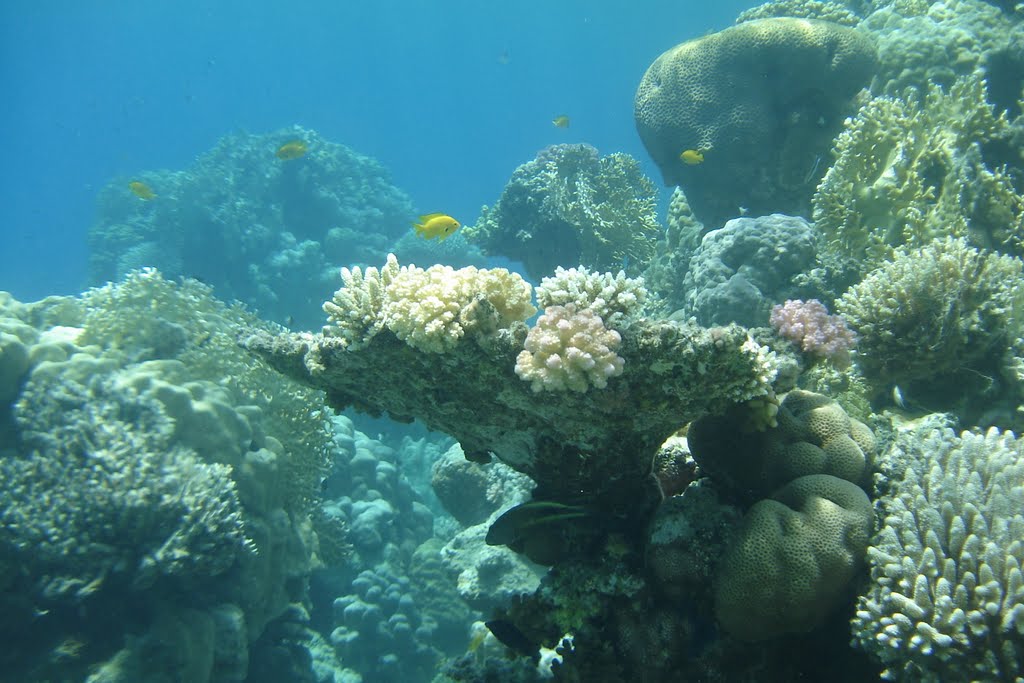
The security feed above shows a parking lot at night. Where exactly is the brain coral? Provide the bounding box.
[634,18,877,227]
[715,473,874,641]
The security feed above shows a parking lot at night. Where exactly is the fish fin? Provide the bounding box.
[419,212,445,221]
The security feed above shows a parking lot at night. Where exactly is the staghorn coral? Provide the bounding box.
[514,304,625,393]
[812,77,1024,273]
[463,144,662,280]
[853,419,1024,681]
[836,238,1024,419]
[634,18,877,226]
[535,266,652,329]
[324,254,536,354]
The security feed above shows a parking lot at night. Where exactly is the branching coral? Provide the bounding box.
[463,144,661,280]
[535,266,652,329]
[324,254,536,353]
[813,77,1023,272]
[853,420,1024,681]
[836,238,1024,393]
[515,304,625,393]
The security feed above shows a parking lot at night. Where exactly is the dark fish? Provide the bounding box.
[486,501,589,546]
[485,620,537,656]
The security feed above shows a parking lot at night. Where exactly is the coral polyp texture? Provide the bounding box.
[770,298,856,365]
[535,265,653,327]
[323,253,536,353]
[246,257,778,511]
[634,17,877,226]
[514,304,625,393]
[853,419,1024,681]
[836,237,1024,423]
[462,143,662,280]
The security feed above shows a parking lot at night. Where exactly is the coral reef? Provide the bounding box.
[88,127,414,328]
[0,272,328,682]
[514,304,625,393]
[861,0,1024,105]
[634,18,877,226]
[246,255,778,514]
[812,77,1024,275]
[853,418,1024,681]
[681,214,818,326]
[463,144,662,280]
[736,0,862,25]
[837,238,1024,424]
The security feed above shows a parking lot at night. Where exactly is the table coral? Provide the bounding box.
[246,259,778,513]
[634,17,877,227]
[463,144,662,280]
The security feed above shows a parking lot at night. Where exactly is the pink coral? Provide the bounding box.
[769,299,855,365]
[515,304,625,392]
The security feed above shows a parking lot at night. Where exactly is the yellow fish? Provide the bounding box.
[413,213,460,241]
[551,115,570,128]
[128,180,156,200]
[276,139,308,160]
[680,149,704,165]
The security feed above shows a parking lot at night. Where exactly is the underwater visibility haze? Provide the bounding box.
[3,0,1024,682]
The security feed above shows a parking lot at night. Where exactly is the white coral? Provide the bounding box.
[535,265,650,328]
[322,254,399,349]
[852,422,1024,681]
[323,255,535,354]
[515,304,624,392]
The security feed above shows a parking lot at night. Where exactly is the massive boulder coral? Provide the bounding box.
[463,144,662,280]
[853,418,1024,682]
[634,18,877,227]
[245,257,778,513]
[813,77,1024,275]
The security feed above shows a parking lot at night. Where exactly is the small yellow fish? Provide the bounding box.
[551,115,571,129]
[128,180,156,200]
[680,149,704,165]
[276,139,308,160]
[413,213,460,241]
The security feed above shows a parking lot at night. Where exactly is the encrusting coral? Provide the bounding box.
[853,418,1024,681]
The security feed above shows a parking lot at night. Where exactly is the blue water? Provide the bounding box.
[0,0,750,300]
